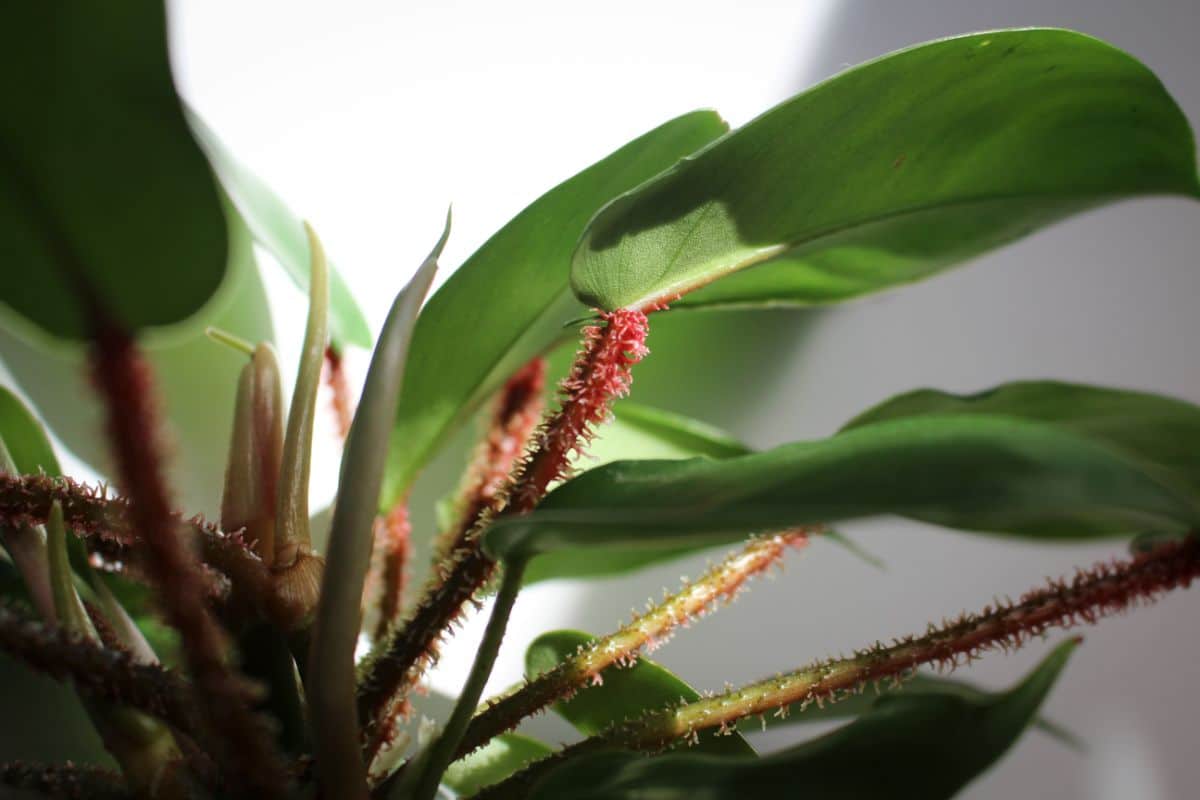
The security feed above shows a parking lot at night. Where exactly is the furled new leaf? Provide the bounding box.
[527,630,754,757]
[382,112,729,507]
[308,218,445,799]
[0,0,227,338]
[528,640,1076,799]
[571,29,1200,312]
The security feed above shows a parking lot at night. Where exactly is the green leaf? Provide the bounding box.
[581,403,751,465]
[571,29,1199,312]
[0,198,275,515]
[528,640,1077,799]
[526,630,754,757]
[0,387,61,476]
[844,381,1200,498]
[524,404,750,584]
[185,109,372,350]
[740,671,1080,750]
[381,112,729,508]
[486,388,1200,563]
[0,0,227,339]
[443,734,554,797]
[308,218,445,797]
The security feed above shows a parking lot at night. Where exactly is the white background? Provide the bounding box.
[166,1,1198,797]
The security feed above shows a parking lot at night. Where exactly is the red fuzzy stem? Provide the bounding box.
[357,312,650,759]
[372,501,413,642]
[429,358,546,571]
[89,320,286,798]
[323,345,355,441]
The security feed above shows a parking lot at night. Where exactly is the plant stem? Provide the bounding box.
[478,536,1200,798]
[457,531,807,758]
[358,312,650,757]
[406,560,527,800]
[89,316,287,798]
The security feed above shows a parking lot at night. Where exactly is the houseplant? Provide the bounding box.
[1,3,1199,798]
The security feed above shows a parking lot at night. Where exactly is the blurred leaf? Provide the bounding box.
[382,112,729,508]
[0,0,227,338]
[0,199,274,516]
[527,630,754,757]
[571,29,1199,312]
[443,733,554,797]
[0,386,61,475]
[487,384,1200,564]
[186,109,372,350]
[528,640,1077,799]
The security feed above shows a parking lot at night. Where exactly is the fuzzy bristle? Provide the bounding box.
[0,602,203,738]
[508,311,648,513]
[455,530,808,758]
[323,344,355,440]
[475,537,1200,799]
[631,535,1200,751]
[358,313,652,759]
[88,319,287,798]
[0,473,274,622]
[0,761,130,800]
[372,501,413,641]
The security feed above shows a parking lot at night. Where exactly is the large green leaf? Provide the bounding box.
[845,381,1200,497]
[0,199,274,515]
[381,112,729,508]
[0,0,227,339]
[571,29,1199,312]
[486,388,1200,563]
[527,640,1076,799]
[186,109,372,350]
[526,630,754,757]
[443,734,554,798]
[525,403,750,584]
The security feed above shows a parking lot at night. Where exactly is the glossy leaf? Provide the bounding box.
[525,403,750,584]
[844,381,1200,497]
[0,0,227,338]
[571,29,1199,312]
[443,733,554,797]
[486,392,1200,563]
[381,112,729,507]
[528,640,1076,799]
[185,109,372,350]
[526,630,754,757]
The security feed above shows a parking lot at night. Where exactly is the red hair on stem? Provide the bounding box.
[357,310,652,759]
[88,316,287,797]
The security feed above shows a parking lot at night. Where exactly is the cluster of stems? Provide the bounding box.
[2,280,1199,800]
